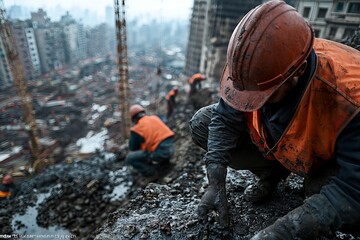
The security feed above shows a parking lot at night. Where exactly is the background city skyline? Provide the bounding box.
[3,0,194,26]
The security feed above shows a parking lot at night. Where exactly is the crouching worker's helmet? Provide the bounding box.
[220,0,314,112]
[130,104,145,122]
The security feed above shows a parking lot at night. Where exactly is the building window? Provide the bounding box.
[348,3,360,13]
[343,28,355,39]
[329,27,337,38]
[303,7,311,18]
[314,29,321,37]
[335,2,345,12]
[317,8,328,18]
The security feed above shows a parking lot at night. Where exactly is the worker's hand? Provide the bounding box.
[198,163,230,227]
[198,185,229,227]
[251,194,337,240]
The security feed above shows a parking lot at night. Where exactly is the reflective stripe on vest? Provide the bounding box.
[247,39,360,176]
[131,115,175,152]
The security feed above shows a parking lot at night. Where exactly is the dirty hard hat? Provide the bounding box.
[2,174,13,184]
[220,0,314,112]
[130,104,145,119]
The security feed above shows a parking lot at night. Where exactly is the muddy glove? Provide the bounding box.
[198,163,230,227]
[251,194,340,240]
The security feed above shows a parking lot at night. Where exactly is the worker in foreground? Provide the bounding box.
[165,86,178,119]
[189,1,360,239]
[0,174,16,199]
[189,73,206,96]
[126,104,175,183]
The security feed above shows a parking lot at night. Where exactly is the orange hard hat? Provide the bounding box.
[2,174,13,184]
[130,104,145,119]
[189,73,206,84]
[220,0,314,112]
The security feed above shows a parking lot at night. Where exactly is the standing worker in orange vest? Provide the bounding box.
[165,87,178,119]
[189,73,206,96]
[0,175,16,199]
[126,104,175,183]
[189,1,360,239]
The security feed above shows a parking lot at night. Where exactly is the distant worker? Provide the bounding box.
[0,175,16,199]
[189,73,206,96]
[126,104,175,183]
[165,87,178,119]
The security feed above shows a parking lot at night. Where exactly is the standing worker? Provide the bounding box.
[126,104,175,184]
[189,73,206,96]
[165,87,178,119]
[189,1,360,239]
[0,175,16,199]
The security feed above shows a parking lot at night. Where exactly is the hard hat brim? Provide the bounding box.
[220,64,284,112]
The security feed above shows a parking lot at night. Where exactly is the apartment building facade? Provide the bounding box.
[12,20,41,81]
[297,0,360,41]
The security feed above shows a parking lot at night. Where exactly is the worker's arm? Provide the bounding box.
[321,112,360,227]
[129,131,145,151]
[205,98,246,166]
[198,98,246,227]
[252,113,360,239]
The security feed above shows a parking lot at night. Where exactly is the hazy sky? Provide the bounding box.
[3,0,194,22]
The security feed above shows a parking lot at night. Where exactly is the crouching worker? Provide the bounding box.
[0,174,16,199]
[126,104,175,183]
[189,1,360,239]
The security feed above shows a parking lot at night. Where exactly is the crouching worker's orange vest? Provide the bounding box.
[247,39,360,176]
[131,115,175,152]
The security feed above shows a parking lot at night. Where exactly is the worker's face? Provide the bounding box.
[267,61,307,104]
[267,77,299,103]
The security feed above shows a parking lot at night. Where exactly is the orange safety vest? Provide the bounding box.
[0,191,11,198]
[189,73,205,85]
[247,39,360,176]
[166,89,177,100]
[131,115,175,152]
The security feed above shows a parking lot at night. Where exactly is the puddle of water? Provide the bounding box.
[12,193,71,239]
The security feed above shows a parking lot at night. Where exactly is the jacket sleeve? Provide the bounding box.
[205,98,246,166]
[129,131,145,151]
[320,112,360,227]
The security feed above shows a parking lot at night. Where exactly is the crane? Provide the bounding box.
[114,0,131,139]
[0,0,41,167]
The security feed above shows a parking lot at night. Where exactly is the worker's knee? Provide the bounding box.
[125,150,148,165]
[189,104,217,150]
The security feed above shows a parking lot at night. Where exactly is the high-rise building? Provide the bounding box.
[60,12,85,64]
[11,20,41,80]
[183,0,207,77]
[0,38,13,89]
[34,24,66,73]
[87,23,113,57]
[184,0,263,86]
